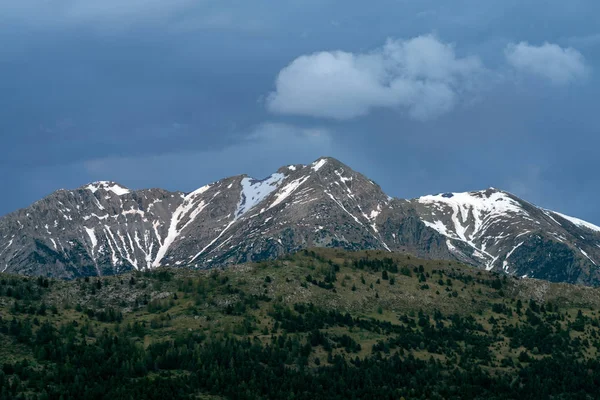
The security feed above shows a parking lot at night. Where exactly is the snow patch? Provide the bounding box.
[501,241,524,271]
[0,239,14,257]
[152,185,212,267]
[122,208,145,218]
[551,211,600,234]
[86,181,130,196]
[505,241,525,261]
[110,229,138,270]
[103,227,119,266]
[83,213,109,221]
[134,230,154,268]
[580,248,597,266]
[542,210,563,226]
[237,173,285,217]
[334,169,352,183]
[311,158,328,172]
[422,220,455,238]
[84,227,101,274]
[267,175,311,210]
[85,227,98,250]
[190,173,287,261]
[369,207,381,220]
[188,184,211,197]
[446,239,460,254]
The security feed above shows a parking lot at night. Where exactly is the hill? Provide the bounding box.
[1,249,600,399]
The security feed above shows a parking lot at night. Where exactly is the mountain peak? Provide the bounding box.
[306,157,372,182]
[310,156,349,169]
[418,187,517,201]
[276,164,305,174]
[83,181,131,196]
[418,188,529,225]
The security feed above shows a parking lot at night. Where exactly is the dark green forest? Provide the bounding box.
[2,249,600,399]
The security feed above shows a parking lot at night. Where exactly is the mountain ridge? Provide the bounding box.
[1,156,600,284]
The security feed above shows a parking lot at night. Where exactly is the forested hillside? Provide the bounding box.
[2,249,600,399]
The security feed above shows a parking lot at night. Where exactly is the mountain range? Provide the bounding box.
[1,157,600,284]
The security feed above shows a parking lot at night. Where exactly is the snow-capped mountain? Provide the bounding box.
[1,157,600,285]
[410,188,600,283]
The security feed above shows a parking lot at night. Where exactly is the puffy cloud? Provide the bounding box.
[266,35,484,121]
[505,42,589,85]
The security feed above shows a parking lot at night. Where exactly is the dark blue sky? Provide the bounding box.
[1,0,599,224]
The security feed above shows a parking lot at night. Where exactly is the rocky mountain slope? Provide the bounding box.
[410,189,600,283]
[1,157,600,284]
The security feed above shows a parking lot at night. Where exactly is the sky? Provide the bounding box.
[1,0,599,224]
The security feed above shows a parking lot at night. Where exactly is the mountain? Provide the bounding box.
[411,189,600,283]
[1,157,600,284]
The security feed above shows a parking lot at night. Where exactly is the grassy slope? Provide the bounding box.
[2,248,600,397]
[4,249,600,352]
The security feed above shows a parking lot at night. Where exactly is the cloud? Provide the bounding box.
[266,35,484,121]
[504,42,589,85]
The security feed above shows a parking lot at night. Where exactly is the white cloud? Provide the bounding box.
[266,35,484,121]
[505,42,589,85]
